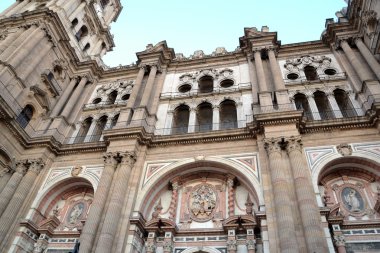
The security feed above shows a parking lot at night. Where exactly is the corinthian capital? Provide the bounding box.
[103,152,118,166]
[285,136,303,153]
[28,159,45,174]
[263,137,286,155]
[119,151,136,167]
[15,160,28,175]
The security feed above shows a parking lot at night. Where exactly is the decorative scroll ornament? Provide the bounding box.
[189,184,217,222]
[284,55,332,70]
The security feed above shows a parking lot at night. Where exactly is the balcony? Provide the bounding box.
[160,82,252,99]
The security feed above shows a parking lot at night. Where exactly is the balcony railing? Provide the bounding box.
[284,72,346,85]
[83,100,128,110]
[160,82,252,99]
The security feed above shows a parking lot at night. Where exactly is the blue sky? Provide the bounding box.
[0,0,346,67]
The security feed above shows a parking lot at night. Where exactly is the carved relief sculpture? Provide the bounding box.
[189,184,217,222]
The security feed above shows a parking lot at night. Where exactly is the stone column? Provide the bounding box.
[61,75,88,118]
[0,25,37,60]
[168,180,179,220]
[33,234,49,253]
[139,64,158,108]
[79,152,118,253]
[188,108,197,133]
[334,235,346,253]
[268,48,285,91]
[264,138,299,253]
[51,77,78,117]
[95,152,136,253]
[340,39,373,83]
[8,26,45,68]
[18,41,53,80]
[164,110,174,135]
[0,160,27,217]
[150,68,167,115]
[227,176,235,217]
[326,92,343,118]
[116,66,146,127]
[246,229,256,253]
[0,28,24,55]
[354,37,380,81]
[236,102,245,128]
[212,105,220,131]
[286,136,328,253]
[163,232,174,253]
[227,229,237,253]
[253,49,268,92]
[0,168,12,194]
[0,159,44,243]
[307,95,321,120]
[347,91,364,116]
[145,232,157,253]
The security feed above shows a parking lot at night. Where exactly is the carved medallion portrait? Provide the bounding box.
[67,202,85,224]
[341,187,364,213]
[188,184,217,222]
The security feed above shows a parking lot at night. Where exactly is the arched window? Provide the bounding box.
[74,117,92,143]
[172,105,190,134]
[109,114,119,129]
[294,93,312,120]
[198,76,213,93]
[314,91,333,120]
[334,89,356,117]
[196,102,213,132]
[83,43,90,52]
[220,100,237,129]
[304,66,318,81]
[91,116,108,142]
[75,26,88,41]
[108,90,118,104]
[16,105,33,128]
[71,18,78,28]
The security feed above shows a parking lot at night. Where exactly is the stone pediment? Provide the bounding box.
[137,40,175,63]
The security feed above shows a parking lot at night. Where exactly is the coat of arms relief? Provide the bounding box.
[188,184,217,222]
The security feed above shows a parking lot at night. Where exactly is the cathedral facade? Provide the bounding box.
[0,0,380,252]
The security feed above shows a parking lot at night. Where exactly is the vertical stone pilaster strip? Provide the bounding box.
[286,136,328,253]
[168,180,179,221]
[340,39,372,83]
[253,49,268,92]
[334,235,347,253]
[264,138,299,253]
[61,75,88,118]
[0,168,12,194]
[50,77,78,117]
[227,176,235,217]
[0,159,44,242]
[94,151,136,253]
[354,37,380,81]
[139,64,158,108]
[268,48,285,91]
[79,152,118,253]
[0,160,27,217]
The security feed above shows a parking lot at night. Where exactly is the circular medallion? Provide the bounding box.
[341,187,364,213]
[188,184,217,222]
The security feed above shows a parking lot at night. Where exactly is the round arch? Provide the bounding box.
[26,176,94,220]
[135,156,263,216]
[311,154,380,193]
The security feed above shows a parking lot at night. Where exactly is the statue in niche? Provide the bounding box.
[189,184,217,221]
[342,187,364,213]
[68,203,84,224]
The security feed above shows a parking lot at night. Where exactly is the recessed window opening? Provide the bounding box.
[172,105,190,134]
[196,102,213,132]
[198,76,213,93]
[304,66,318,81]
[220,79,234,88]
[294,93,312,120]
[178,84,192,93]
[314,91,333,120]
[108,90,118,104]
[334,89,356,117]
[71,18,78,28]
[220,100,237,129]
[287,73,299,80]
[121,94,130,101]
[17,105,33,128]
[75,26,88,41]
